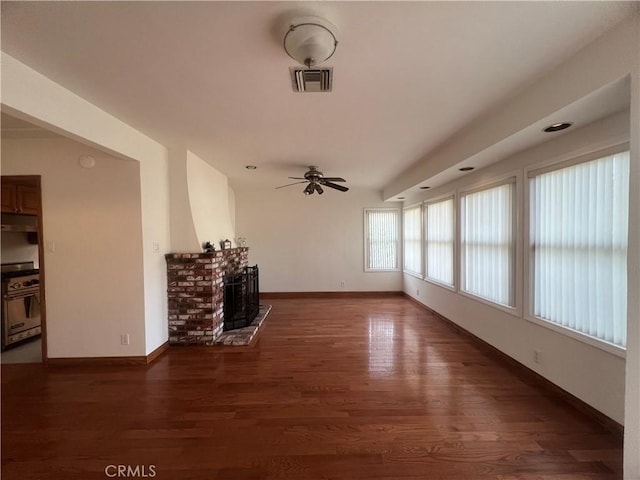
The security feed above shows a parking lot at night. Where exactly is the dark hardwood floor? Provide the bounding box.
[1,296,623,479]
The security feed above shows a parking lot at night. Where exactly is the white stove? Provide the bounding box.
[1,262,41,349]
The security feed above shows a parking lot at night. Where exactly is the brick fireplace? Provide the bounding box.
[166,248,249,345]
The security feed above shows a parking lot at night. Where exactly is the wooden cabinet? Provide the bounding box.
[1,183,16,213]
[16,185,40,215]
[1,178,40,215]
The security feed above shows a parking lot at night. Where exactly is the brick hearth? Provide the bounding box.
[166,248,249,345]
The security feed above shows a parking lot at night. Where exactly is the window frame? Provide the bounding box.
[459,176,519,314]
[363,207,401,273]
[523,143,629,358]
[423,194,457,291]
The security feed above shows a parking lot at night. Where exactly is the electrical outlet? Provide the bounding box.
[340,280,345,288]
[534,350,542,364]
[121,334,130,346]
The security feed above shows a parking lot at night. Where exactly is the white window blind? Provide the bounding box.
[461,181,515,306]
[530,151,630,348]
[425,197,454,286]
[403,206,422,275]
[365,209,400,271]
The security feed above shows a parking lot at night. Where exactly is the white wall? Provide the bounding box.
[186,151,235,249]
[168,150,236,253]
[403,111,629,424]
[1,52,171,357]
[168,148,199,252]
[139,153,170,355]
[1,137,147,357]
[228,186,236,234]
[235,186,403,292]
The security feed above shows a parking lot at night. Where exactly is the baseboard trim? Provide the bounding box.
[47,341,170,367]
[403,293,624,436]
[261,291,403,299]
[146,341,170,364]
[47,356,148,366]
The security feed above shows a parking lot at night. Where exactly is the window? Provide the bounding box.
[364,208,400,271]
[403,205,422,275]
[425,197,454,286]
[461,180,515,307]
[529,150,630,348]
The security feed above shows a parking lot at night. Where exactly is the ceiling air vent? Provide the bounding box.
[290,67,333,93]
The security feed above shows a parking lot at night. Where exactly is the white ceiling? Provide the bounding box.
[0,1,635,191]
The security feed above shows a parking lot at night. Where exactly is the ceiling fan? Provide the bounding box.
[276,166,349,195]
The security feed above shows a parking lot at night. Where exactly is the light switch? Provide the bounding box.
[47,240,55,252]
[152,242,160,253]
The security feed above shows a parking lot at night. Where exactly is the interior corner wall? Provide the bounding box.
[186,151,236,249]
[234,186,403,293]
[403,111,629,424]
[1,137,147,357]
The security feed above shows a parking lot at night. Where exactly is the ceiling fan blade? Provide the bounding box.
[276,181,308,189]
[323,181,349,192]
[288,176,307,180]
[322,177,346,182]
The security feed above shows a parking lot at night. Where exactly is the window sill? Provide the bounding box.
[459,290,520,318]
[423,277,456,292]
[524,315,626,358]
[403,270,423,280]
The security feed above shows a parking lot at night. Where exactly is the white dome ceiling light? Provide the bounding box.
[283,16,338,68]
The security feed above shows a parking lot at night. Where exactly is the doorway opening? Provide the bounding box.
[1,175,47,365]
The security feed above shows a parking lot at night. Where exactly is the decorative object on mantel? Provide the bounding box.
[236,237,247,247]
[221,239,232,250]
[202,241,215,253]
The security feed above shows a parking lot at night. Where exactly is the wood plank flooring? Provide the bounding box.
[1,296,623,479]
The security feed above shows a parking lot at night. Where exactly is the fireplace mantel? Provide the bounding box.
[165,248,249,345]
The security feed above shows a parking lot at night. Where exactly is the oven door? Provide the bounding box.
[2,291,41,348]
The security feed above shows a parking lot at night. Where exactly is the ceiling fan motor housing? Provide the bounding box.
[304,166,323,182]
